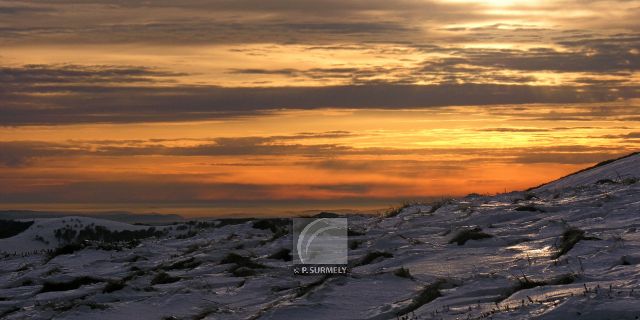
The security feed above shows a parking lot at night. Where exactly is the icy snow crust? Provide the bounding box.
[1,158,639,319]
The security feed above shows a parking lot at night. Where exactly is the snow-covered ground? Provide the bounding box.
[0,154,639,319]
[535,152,639,191]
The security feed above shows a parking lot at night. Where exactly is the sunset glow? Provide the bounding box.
[1,0,638,216]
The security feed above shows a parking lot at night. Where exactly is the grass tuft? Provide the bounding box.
[231,267,256,277]
[220,253,266,269]
[221,253,266,277]
[349,240,362,250]
[150,272,180,285]
[552,273,577,285]
[552,227,600,259]
[393,267,413,279]
[514,205,545,212]
[384,203,413,218]
[295,275,331,298]
[47,243,85,260]
[428,199,452,214]
[356,251,393,267]
[164,257,201,270]
[40,276,102,293]
[449,228,493,245]
[268,248,292,261]
[252,218,289,233]
[103,279,126,293]
[395,279,447,317]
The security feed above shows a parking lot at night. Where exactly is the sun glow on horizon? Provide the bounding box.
[1,0,638,216]
[2,103,638,215]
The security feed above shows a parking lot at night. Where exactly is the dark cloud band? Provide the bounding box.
[2,80,637,125]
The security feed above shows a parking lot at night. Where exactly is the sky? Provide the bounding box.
[0,0,639,216]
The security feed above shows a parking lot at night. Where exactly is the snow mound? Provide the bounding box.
[535,152,639,191]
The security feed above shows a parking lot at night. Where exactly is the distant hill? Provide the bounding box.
[0,216,159,254]
[0,210,184,225]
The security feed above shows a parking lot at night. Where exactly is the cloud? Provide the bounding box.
[572,78,630,85]
[228,38,639,85]
[0,4,52,14]
[483,104,640,122]
[2,0,639,211]
[0,0,484,46]
[2,0,636,47]
[309,184,371,193]
[0,179,407,203]
[0,136,633,205]
[0,64,185,85]
[307,159,468,178]
[599,131,640,139]
[422,39,640,74]
[0,141,75,167]
[2,64,637,125]
[0,136,631,167]
[477,128,550,133]
[0,133,355,165]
